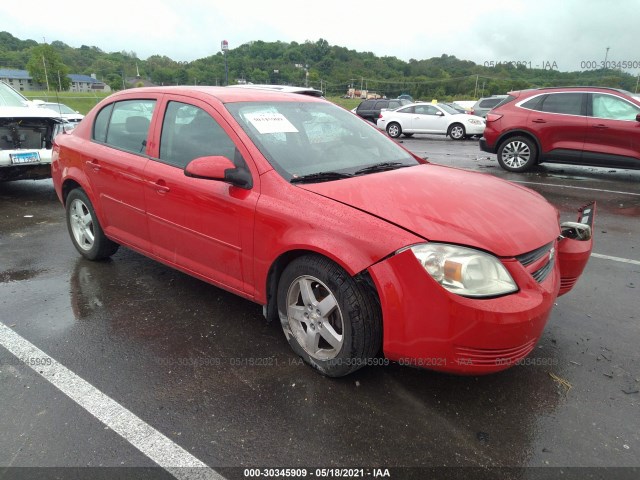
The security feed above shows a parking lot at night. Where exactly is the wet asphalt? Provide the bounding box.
[0,137,639,479]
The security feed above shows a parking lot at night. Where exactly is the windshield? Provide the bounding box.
[226,101,418,180]
[0,81,29,107]
[438,104,460,115]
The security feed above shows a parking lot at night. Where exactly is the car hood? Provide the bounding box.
[299,164,559,257]
[0,106,65,122]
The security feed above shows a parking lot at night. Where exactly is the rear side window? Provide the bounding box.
[93,99,156,154]
[93,104,113,143]
[539,93,584,116]
[374,101,388,110]
[388,101,401,109]
[521,95,545,111]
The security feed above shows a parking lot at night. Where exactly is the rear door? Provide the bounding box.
[143,96,259,295]
[86,97,157,251]
[584,92,640,167]
[527,92,587,162]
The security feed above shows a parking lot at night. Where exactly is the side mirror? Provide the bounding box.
[184,156,252,189]
[436,111,444,116]
[636,113,640,122]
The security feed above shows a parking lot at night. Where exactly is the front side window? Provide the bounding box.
[592,93,640,121]
[159,101,238,168]
[226,101,418,180]
[539,93,584,116]
[93,99,156,154]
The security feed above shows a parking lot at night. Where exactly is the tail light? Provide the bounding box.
[486,113,503,123]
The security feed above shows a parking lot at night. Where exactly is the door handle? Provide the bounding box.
[85,159,101,171]
[531,119,546,123]
[592,124,608,129]
[151,179,170,194]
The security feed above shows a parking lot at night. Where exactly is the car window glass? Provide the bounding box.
[398,106,414,114]
[521,95,545,111]
[592,94,640,120]
[388,101,400,109]
[93,103,114,143]
[159,101,239,168]
[415,105,439,115]
[358,100,374,110]
[102,99,156,154]
[480,98,502,108]
[539,93,583,115]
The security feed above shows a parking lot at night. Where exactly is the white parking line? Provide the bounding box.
[592,253,640,265]
[511,180,640,197]
[0,322,224,480]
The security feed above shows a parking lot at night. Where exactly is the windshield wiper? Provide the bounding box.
[353,162,410,176]
[290,171,353,184]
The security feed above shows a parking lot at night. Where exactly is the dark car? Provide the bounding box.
[355,98,411,122]
[480,86,640,172]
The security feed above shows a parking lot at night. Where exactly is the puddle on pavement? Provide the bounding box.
[0,268,46,283]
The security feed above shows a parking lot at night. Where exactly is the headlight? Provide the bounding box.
[467,118,484,125]
[407,243,518,297]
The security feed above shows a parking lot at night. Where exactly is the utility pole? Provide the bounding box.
[42,55,50,91]
[221,40,229,86]
[474,74,479,98]
[604,47,610,68]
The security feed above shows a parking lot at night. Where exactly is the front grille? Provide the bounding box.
[516,241,556,284]
[532,257,554,283]
[516,242,554,266]
[453,339,537,366]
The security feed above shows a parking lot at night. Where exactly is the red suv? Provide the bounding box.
[480,87,640,172]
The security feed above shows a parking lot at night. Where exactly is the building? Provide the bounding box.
[0,69,111,92]
[0,69,42,91]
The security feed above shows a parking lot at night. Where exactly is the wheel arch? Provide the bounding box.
[496,130,543,163]
[447,122,465,135]
[263,248,381,324]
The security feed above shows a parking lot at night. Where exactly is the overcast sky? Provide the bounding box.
[2,0,639,74]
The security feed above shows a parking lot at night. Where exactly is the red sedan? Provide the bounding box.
[52,87,594,376]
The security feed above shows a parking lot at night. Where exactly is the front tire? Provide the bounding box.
[497,136,538,172]
[448,123,465,140]
[386,122,402,138]
[277,255,382,377]
[66,189,119,260]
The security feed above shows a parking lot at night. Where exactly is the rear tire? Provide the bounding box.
[277,254,382,377]
[497,136,538,172]
[66,189,119,260]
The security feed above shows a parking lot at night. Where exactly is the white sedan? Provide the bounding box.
[377,103,485,140]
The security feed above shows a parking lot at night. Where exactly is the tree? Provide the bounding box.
[26,44,71,91]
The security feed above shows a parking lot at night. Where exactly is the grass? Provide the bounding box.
[21,90,111,115]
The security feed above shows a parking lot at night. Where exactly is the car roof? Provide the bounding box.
[509,86,634,96]
[226,84,324,97]
[102,86,325,104]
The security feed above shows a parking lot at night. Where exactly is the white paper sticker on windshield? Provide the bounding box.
[246,113,298,134]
